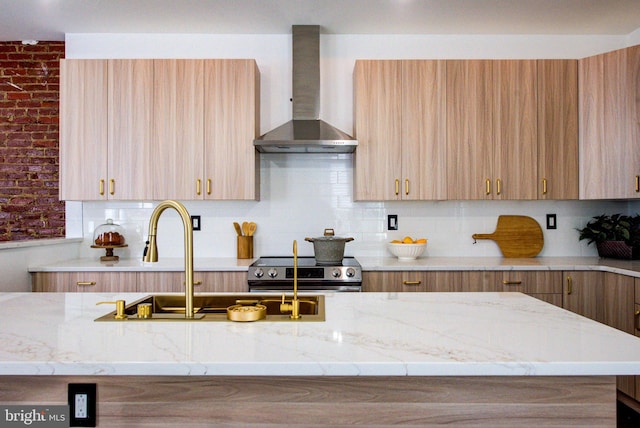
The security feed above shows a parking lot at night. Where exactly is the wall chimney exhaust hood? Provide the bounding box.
[254,25,357,153]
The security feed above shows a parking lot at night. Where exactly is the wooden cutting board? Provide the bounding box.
[472,215,544,258]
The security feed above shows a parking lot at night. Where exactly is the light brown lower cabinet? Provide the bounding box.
[363,270,562,306]
[562,272,637,399]
[136,271,247,293]
[562,271,605,322]
[32,272,138,292]
[635,279,640,402]
[32,271,248,293]
[362,271,461,292]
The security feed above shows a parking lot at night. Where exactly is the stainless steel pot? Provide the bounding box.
[305,229,354,265]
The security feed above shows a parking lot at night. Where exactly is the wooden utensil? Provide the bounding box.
[247,222,257,236]
[242,222,249,236]
[233,222,243,236]
[472,215,544,258]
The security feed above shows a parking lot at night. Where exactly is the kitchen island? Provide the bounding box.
[1,291,639,426]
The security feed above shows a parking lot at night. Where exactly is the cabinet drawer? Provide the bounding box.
[137,272,248,293]
[32,272,137,292]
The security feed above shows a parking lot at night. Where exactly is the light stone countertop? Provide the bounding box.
[28,257,257,272]
[28,256,640,278]
[1,291,640,377]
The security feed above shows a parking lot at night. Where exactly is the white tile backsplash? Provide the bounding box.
[76,155,630,260]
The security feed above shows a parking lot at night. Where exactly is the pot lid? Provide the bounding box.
[305,228,354,242]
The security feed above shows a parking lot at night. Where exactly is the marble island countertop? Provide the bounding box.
[1,291,640,377]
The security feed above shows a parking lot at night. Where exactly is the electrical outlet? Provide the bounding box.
[75,393,87,418]
[546,214,557,230]
[191,215,201,231]
[68,383,96,427]
[388,215,398,231]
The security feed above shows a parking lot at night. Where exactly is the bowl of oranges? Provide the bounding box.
[387,236,427,261]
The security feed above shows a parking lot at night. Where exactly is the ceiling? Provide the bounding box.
[2,0,640,41]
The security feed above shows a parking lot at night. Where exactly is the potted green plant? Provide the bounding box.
[577,213,640,259]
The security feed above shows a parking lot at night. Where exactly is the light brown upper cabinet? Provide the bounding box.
[60,59,155,200]
[59,59,109,200]
[60,60,153,200]
[59,59,260,201]
[447,60,537,200]
[204,59,260,200]
[152,60,205,200]
[353,60,447,201]
[108,59,155,200]
[537,60,579,199]
[579,45,640,199]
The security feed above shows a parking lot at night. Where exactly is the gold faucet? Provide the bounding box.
[280,240,301,319]
[142,200,195,319]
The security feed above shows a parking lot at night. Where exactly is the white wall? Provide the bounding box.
[64,33,636,261]
[0,239,82,291]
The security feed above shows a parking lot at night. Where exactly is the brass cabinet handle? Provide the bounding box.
[206,179,211,195]
[109,179,115,195]
[542,178,548,195]
[635,310,640,330]
[485,179,491,195]
[496,178,502,195]
[99,179,105,196]
[566,276,573,295]
[403,280,421,286]
[636,175,639,193]
[77,281,96,286]
[405,179,410,195]
[502,280,522,285]
[395,179,399,195]
[196,179,201,196]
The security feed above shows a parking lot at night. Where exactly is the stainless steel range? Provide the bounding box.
[248,257,362,292]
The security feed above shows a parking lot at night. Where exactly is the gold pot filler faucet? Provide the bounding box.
[142,200,195,318]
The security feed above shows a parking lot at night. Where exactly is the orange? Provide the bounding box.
[416,238,427,244]
[402,236,414,244]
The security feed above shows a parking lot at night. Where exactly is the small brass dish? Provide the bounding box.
[226,304,267,322]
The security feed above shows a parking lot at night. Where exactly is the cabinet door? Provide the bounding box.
[204,59,260,200]
[353,60,402,201]
[108,59,154,200]
[601,273,635,396]
[537,60,578,199]
[493,60,538,200]
[152,60,204,200]
[562,271,604,323]
[32,272,137,292]
[579,47,640,199]
[446,60,494,199]
[635,278,640,402]
[59,59,108,200]
[402,60,447,200]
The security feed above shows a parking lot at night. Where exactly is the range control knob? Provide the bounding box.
[253,268,264,278]
[267,268,278,278]
[331,268,341,278]
[345,267,356,278]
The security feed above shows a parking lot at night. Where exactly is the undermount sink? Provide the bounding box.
[95,294,325,322]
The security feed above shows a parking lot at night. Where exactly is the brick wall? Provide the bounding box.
[0,41,65,241]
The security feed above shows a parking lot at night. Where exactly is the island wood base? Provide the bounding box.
[0,375,616,427]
